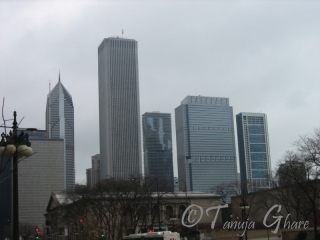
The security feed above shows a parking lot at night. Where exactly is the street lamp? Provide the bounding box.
[266,220,269,240]
[230,215,234,240]
[175,179,188,224]
[150,177,161,232]
[169,216,177,232]
[0,111,33,240]
[240,202,249,240]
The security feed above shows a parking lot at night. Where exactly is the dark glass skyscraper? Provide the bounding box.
[142,112,174,191]
[175,96,238,192]
[98,37,142,180]
[46,74,74,190]
[236,112,271,193]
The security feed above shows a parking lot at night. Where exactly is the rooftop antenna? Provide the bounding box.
[122,29,124,38]
[49,80,51,93]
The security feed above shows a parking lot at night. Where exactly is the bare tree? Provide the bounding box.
[273,129,320,240]
[269,153,310,219]
[295,128,320,167]
[56,176,172,239]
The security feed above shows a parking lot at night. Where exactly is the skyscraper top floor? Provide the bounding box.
[98,37,137,53]
[181,95,229,106]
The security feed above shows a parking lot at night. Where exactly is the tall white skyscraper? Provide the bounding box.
[98,37,142,180]
[175,96,238,193]
[236,112,271,193]
[46,74,75,190]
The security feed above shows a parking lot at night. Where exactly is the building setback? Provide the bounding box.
[236,112,271,193]
[175,96,238,192]
[46,74,75,190]
[86,154,100,189]
[142,112,174,191]
[98,37,142,180]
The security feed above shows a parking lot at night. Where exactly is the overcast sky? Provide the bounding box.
[1,1,319,183]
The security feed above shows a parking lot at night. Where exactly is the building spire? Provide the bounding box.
[59,71,61,82]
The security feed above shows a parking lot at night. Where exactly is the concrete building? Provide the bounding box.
[175,96,238,193]
[142,112,174,191]
[86,154,100,189]
[277,160,306,187]
[46,74,75,190]
[236,113,271,193]
[18,130,65,231]
[98,37,142,180]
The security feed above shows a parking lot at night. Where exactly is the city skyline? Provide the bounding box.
[1,1,320,182]
[98,37,142,180]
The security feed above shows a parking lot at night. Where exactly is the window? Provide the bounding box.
[251,153,267,160]
[165,205,174,220]
[250,144,266,152]
[249,135,265,143]
[251,162,267,169]
[248,116,264,124]
[252,170,268,178]
[248,125,265,134]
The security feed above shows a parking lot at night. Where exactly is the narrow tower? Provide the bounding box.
[46,73,75,191]
[236,112,271,193]
[142,112,174,191]
[98,37,142,180]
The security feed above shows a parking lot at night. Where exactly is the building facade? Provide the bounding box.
[277,160,306,187]
[142,112,174,191]
[98,37,142,180]
[46,74,75,190]
[45,191,221,239]
[86,154,100,189]
[175,96,238,193]
[18,130,65,232]
[236,112,271,193]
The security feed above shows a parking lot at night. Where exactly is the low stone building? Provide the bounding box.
[44,191,222,240]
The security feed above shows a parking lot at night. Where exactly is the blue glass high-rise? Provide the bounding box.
[236,113,271,193]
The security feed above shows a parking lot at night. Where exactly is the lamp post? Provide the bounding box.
[169,216,176,232]
[240,202,249,240]
[230,215,234,240]
[266,220,269,240]
[0,111,33,240]
[176,179,188,225]
[151,177,161,232]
